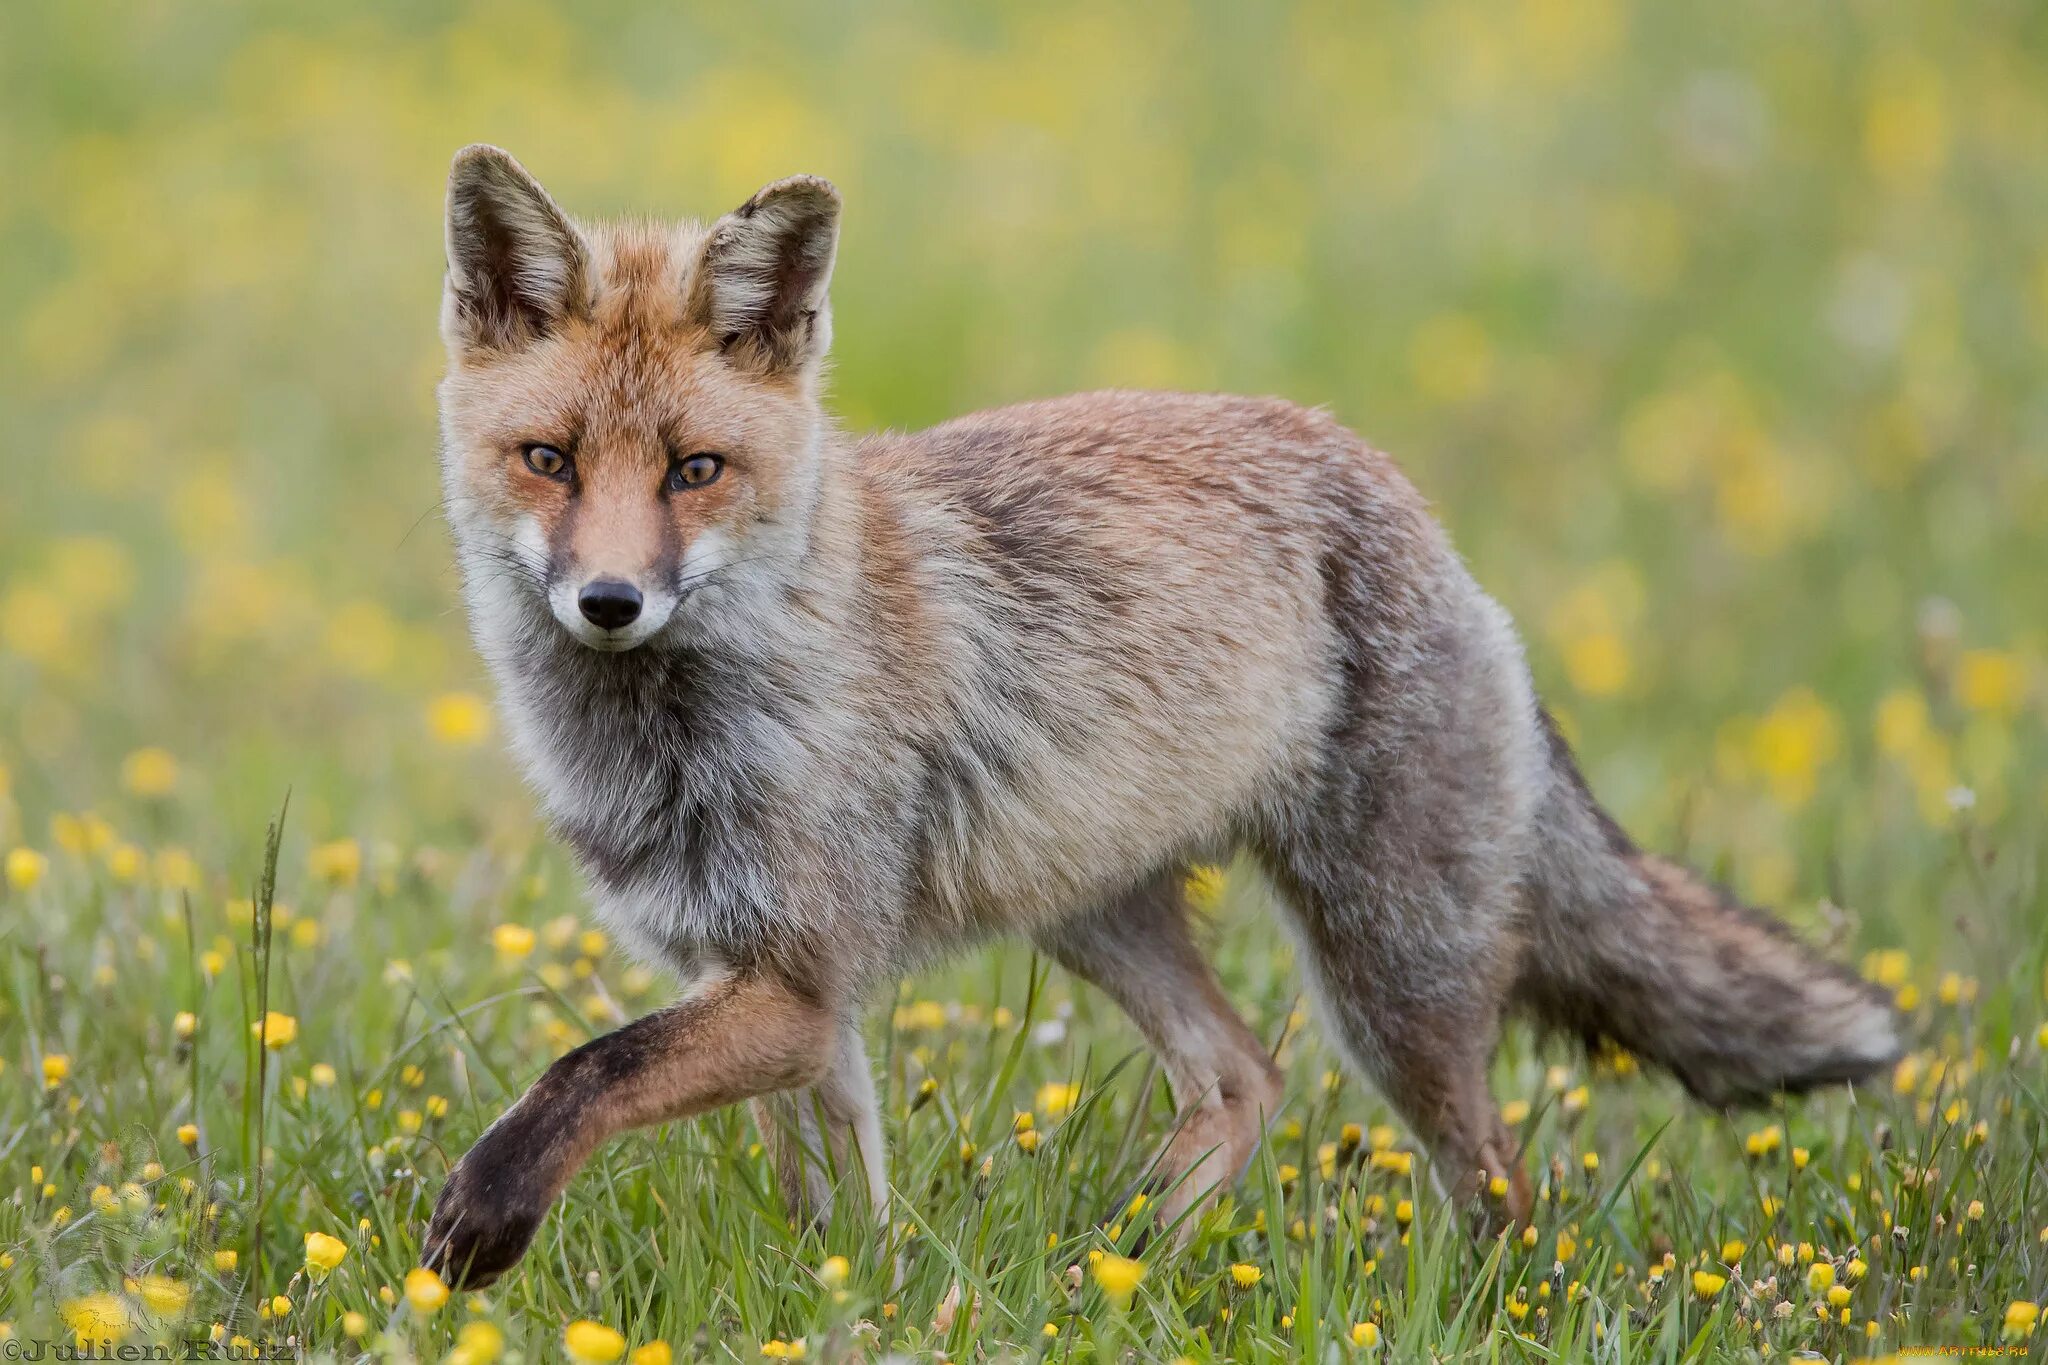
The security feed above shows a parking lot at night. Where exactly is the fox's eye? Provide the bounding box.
[523,444,571,479]
[669,453,724,492]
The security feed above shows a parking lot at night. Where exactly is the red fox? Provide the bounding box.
[424,145,1901,1287]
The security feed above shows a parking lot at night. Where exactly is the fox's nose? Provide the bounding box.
[577,579,643,630]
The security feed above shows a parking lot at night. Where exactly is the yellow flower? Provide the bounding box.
[43,1054,71,1087]
[2005,1300,2040,1341]
[251,1012,298,1049]
[304,1231,348,1277]
[121,748,180,798]
[1370,1149,1414,1177]
[427,692,492,746]
[1693,1270,1727,1300]
[1229,1263,1262,1288]
[341,1312,369,1338]
[491,923,537,959]
[404,1267,449,1314]
[1721,1240,1746,1263]
[1184,864,1228,913]
[1092,1254,1145,1306]
[1956,649,2025,715]
[1501,1099,1531,1125]
[818,1255,849,1288]
[214,1250,238,1273]
[1351,1321,1380,1348]
[628,1344,671,1365]
[455,1322,505,1365]
[1036,1081,1081,1116]
[1808,1262,1835,1293]
[308,839,362,886]
[177,1123,200,1147]
[6,848,48,891]
[134,1276,190,1319]
[564,1321,626,1364]
[61,1294,130,1347]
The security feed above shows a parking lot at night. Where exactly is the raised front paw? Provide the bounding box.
[422,1137,555,1290]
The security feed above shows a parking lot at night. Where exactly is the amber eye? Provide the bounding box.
[523,444,571,480]
[668,453,724,492]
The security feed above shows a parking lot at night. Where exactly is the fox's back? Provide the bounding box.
[859,391,1480,941]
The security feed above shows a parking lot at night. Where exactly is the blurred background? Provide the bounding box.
[1,0,2042,931]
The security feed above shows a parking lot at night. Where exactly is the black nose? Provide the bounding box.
[577,579,643,630]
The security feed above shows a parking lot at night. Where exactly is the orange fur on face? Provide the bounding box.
[442,221,821,613]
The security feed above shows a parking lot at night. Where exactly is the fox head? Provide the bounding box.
[437,144,838,652]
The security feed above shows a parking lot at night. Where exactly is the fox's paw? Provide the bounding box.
[422,1138,554,1290]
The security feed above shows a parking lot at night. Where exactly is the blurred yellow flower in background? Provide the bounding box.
[403,1267,448,1314]
[6,848,47,891]
[309,838,362,886]
[427,692,492,746]
[120,748,179,799]
[60,1294,129,1347]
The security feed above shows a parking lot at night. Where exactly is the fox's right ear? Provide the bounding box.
[443,145,590,356]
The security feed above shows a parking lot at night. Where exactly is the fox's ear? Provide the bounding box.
[443,145,590,355]
[688,175,840,381]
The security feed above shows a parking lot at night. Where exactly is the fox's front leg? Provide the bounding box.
[425,970,835,1288]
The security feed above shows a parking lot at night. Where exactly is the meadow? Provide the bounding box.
[3,0,2047,1359]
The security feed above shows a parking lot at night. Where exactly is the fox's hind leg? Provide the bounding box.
[1262,826,1535,1230]
[1035,870,1284,1235]
[750,1022,889,1230]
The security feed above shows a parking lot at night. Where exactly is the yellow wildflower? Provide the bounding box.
[1184,863,1228,912]
[491,922,537,959]
[251,1012,298,1049]
[43,1054,71,1087]
[1036,1081,1081,1116]
[404,1267,449,1314]
[1092,1254,1145,1306]
[304,1231,348,1277]
[564,1322,626,1364]
[1693,1270,1727,1300]
[308,839,362,886]
[1230,1263,1262,1288]
[6,848,47,891]
[1351,1321,1380,1347]
[628,1344,672,1365]
[121,748,179,798]
[427,693,492,746]
[454,1322,505,1365]
[134,1276,190,1319]
[61,1294,130,1347]
[2005,1301,2040,1341]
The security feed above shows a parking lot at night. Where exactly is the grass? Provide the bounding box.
[4,0,2048,1358]
[1,807,2044,1360]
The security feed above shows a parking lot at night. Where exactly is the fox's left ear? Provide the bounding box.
[688,176,841,382]
[443,145,590,356]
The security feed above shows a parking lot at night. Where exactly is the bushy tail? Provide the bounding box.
[1517,712,1901,1107]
